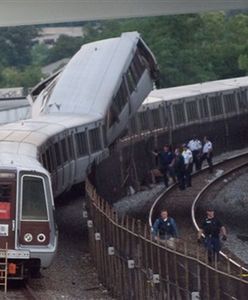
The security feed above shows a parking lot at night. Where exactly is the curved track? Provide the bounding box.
[149,152,248,274]
[1,281,39,299]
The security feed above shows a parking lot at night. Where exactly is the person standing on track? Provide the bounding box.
[152,209,178,242]
[152,145,175,188]
[182,144,193,187]
[174,147,186,190]
[197,207,227,262]
[187,135,202,171]
[200,136,213,173]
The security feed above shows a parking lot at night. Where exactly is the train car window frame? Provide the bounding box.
[238,89,248,111]
[54,141,62,167]
[67,135,74,160]
[223,92,237,114]
[41,152,48,170]
[209,94,223,116]
[61,138,68,163]
[75,130,88,157]
[20,174,49,222]
[150,108,161,129]
[186,100,199,122]
[133,50,146,78]
[199,97,209,119]
[89,127,102,153]
[172,102,186,125]
[45,147,54,173]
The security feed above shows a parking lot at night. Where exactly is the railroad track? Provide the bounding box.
[0,281,39,300]
[149,152,248,275]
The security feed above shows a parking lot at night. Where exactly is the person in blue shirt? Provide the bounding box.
[152,209,178,240]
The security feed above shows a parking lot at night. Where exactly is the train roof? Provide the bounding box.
[142,76,248,107]
[0,113,101,160]
[32,32,143,118]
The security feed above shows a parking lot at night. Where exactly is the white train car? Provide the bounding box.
[0,32,158,278]
[129,76,248,134]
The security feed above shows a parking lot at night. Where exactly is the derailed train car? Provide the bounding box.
[0,32,159,279]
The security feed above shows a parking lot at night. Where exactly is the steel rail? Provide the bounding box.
[191,158,248,273]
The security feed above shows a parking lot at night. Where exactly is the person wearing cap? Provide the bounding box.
[200,136,213,173]
[187,135,202,171]
[197,207,227,262]
[182,144,193,187]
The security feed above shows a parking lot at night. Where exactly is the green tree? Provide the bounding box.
[45,35,83,64]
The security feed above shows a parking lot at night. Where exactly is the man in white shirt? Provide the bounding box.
[182,144,193,187]
[187,135,202,171]
[200,136,213,173]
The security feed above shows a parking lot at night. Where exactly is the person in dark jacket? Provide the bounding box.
[152,209,178,240]
[152,145,175,187]
[174,147,185,190]
[198,207,227,262]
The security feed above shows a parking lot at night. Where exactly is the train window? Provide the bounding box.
[126,68,136,94]
[139,111,150,131]
[89,128,101,153]
[21,176,48,221]
[130,61,139,85]
[133,51,145,77]
[209,95,223,116]
[61,139,68,162]
[75,131,88,157]
[67,135,74,160]
[41,153,47,170]
[102,125,108,147]
[54,142,62,166]
[186,101,198,122]
[199,98,209,118]
[238,90,248,110]
[113,81,129,113]
[0,183,12,202]
[45,148,53,173]
[223,93,237,113]
[151,108,161,129]
[173,103,186,125]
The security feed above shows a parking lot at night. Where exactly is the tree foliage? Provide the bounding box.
[0,12,248,89]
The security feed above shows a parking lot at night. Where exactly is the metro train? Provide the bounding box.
[129,76,248,135]
[0,32,159,279]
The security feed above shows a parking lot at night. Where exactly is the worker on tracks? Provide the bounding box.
[152,209,178,247]
[200,136,213,173]
[198,207,227,263]
[152,145,175,187]
[187,135,202,171]
[182,144,193,187]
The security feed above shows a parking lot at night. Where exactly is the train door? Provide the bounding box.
[0,172,16,250]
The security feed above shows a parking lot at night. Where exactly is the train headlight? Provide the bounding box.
[37,233,46,243]
[24,233,33,243]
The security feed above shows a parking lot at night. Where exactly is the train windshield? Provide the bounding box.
[21,175,48,221]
